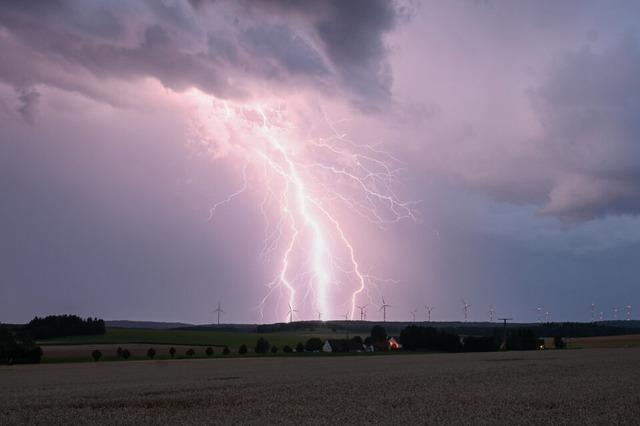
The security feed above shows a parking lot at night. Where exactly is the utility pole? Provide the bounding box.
[498,318,512,350]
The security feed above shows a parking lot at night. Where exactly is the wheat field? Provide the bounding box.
[2,348,639,424]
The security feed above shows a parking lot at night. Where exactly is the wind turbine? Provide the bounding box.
[287,304,298,323]
[317,311,323,321]
[626,305,632,321]
[591,303,596,322]
[424,305,434,322]
[545,311,551,323]
[462,300,471,322]
[356,305,368,321]
[599,311,604,321]
[535,306,543,323]
[379,297,391,322]
[613,307,619,320]
[213,301,224,326]
[343,311,350,321]
[410,309,417,322]
[488,305,496,322]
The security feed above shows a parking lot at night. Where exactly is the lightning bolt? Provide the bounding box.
[190,91,417,322]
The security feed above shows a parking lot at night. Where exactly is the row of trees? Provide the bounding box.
[399,325,548,352]
[26,315,106,339]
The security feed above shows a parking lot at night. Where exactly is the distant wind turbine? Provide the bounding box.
[545,311,551,323]
[462,300,471,322]
[317,311,323,321]
[343,311,350,321]
[424,305,434,322]
[213,301,224,326]
[410,308,417,322]
[591,303,596,322]
[379,297,391,322]
[488,305,496,322]
[626,305,632,321]
[287,304,298,323]
[356,305,368,321]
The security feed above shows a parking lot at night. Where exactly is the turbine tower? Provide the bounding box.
[343,311,350,321]
[488,305,496,322]
[410,309,417,322]
[356,305,368,321]
[591,303,596,322]
[545,311,551,323]
[287,304,298,323]
[498,318,513,350]
[379,297,391,323]
[626,305,632,321]
[462,300,471,322]
[214,301,224,326]
[536,306,543,323]
[613,307,619,320]
[425,305,434,322]
[317,311,323,321]
[599,311,604,321]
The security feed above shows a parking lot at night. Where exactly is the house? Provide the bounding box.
[388,337,402,350]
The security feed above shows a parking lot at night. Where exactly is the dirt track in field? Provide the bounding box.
[2,348,640,424]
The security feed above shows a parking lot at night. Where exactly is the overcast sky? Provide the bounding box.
[2,0,640,324]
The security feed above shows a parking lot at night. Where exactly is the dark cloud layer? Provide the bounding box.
[531,37,640,221]
[0,0,398,110]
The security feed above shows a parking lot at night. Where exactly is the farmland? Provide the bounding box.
[2,348,639,424]
[38,327,358,362]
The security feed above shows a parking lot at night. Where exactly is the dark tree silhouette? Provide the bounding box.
[554,335,567,349]
[239,344,248,354]
[169,347,176,358]
[255,337,270,354]
[223,346,230,355]
[26,315,106,339]
[186,348,195,357]
[305,338,323,352]
[271,345,278,354]
[91,349,102,361]
[205,347,214,357]
[147,348,156,359]
[283,345,293,353]
[121,349,131,360]
[295,342,304,353]
[371,325,387,343]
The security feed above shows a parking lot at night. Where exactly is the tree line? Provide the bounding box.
[26,314,106,339]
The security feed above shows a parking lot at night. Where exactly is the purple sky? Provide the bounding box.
[2,1,640,324]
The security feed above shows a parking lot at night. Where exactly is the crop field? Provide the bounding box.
[567,334,640,349]
[2,348,639,424]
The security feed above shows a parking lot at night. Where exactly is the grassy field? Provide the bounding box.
[2,348,639,423]
[38,327,362,362]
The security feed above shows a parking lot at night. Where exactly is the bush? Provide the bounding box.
[305,338,323,352]
[223,346,230,355]
[239,344,248,354]
[0,330,44,365]
[255,337,270,354]
[295,342,304,353]
[91,349,102,361]
[271,345,278,354]
[147,348,156,359]
[169,347,176,358]
[283,345,293,353]
[371,325,387,343]
[116,347,123,358]
[554,336,566,349]
[205,347,214,357]
[399,326,462,352]
[186,348,195,357]
[121,349,131,360]
[463,336,499,352]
